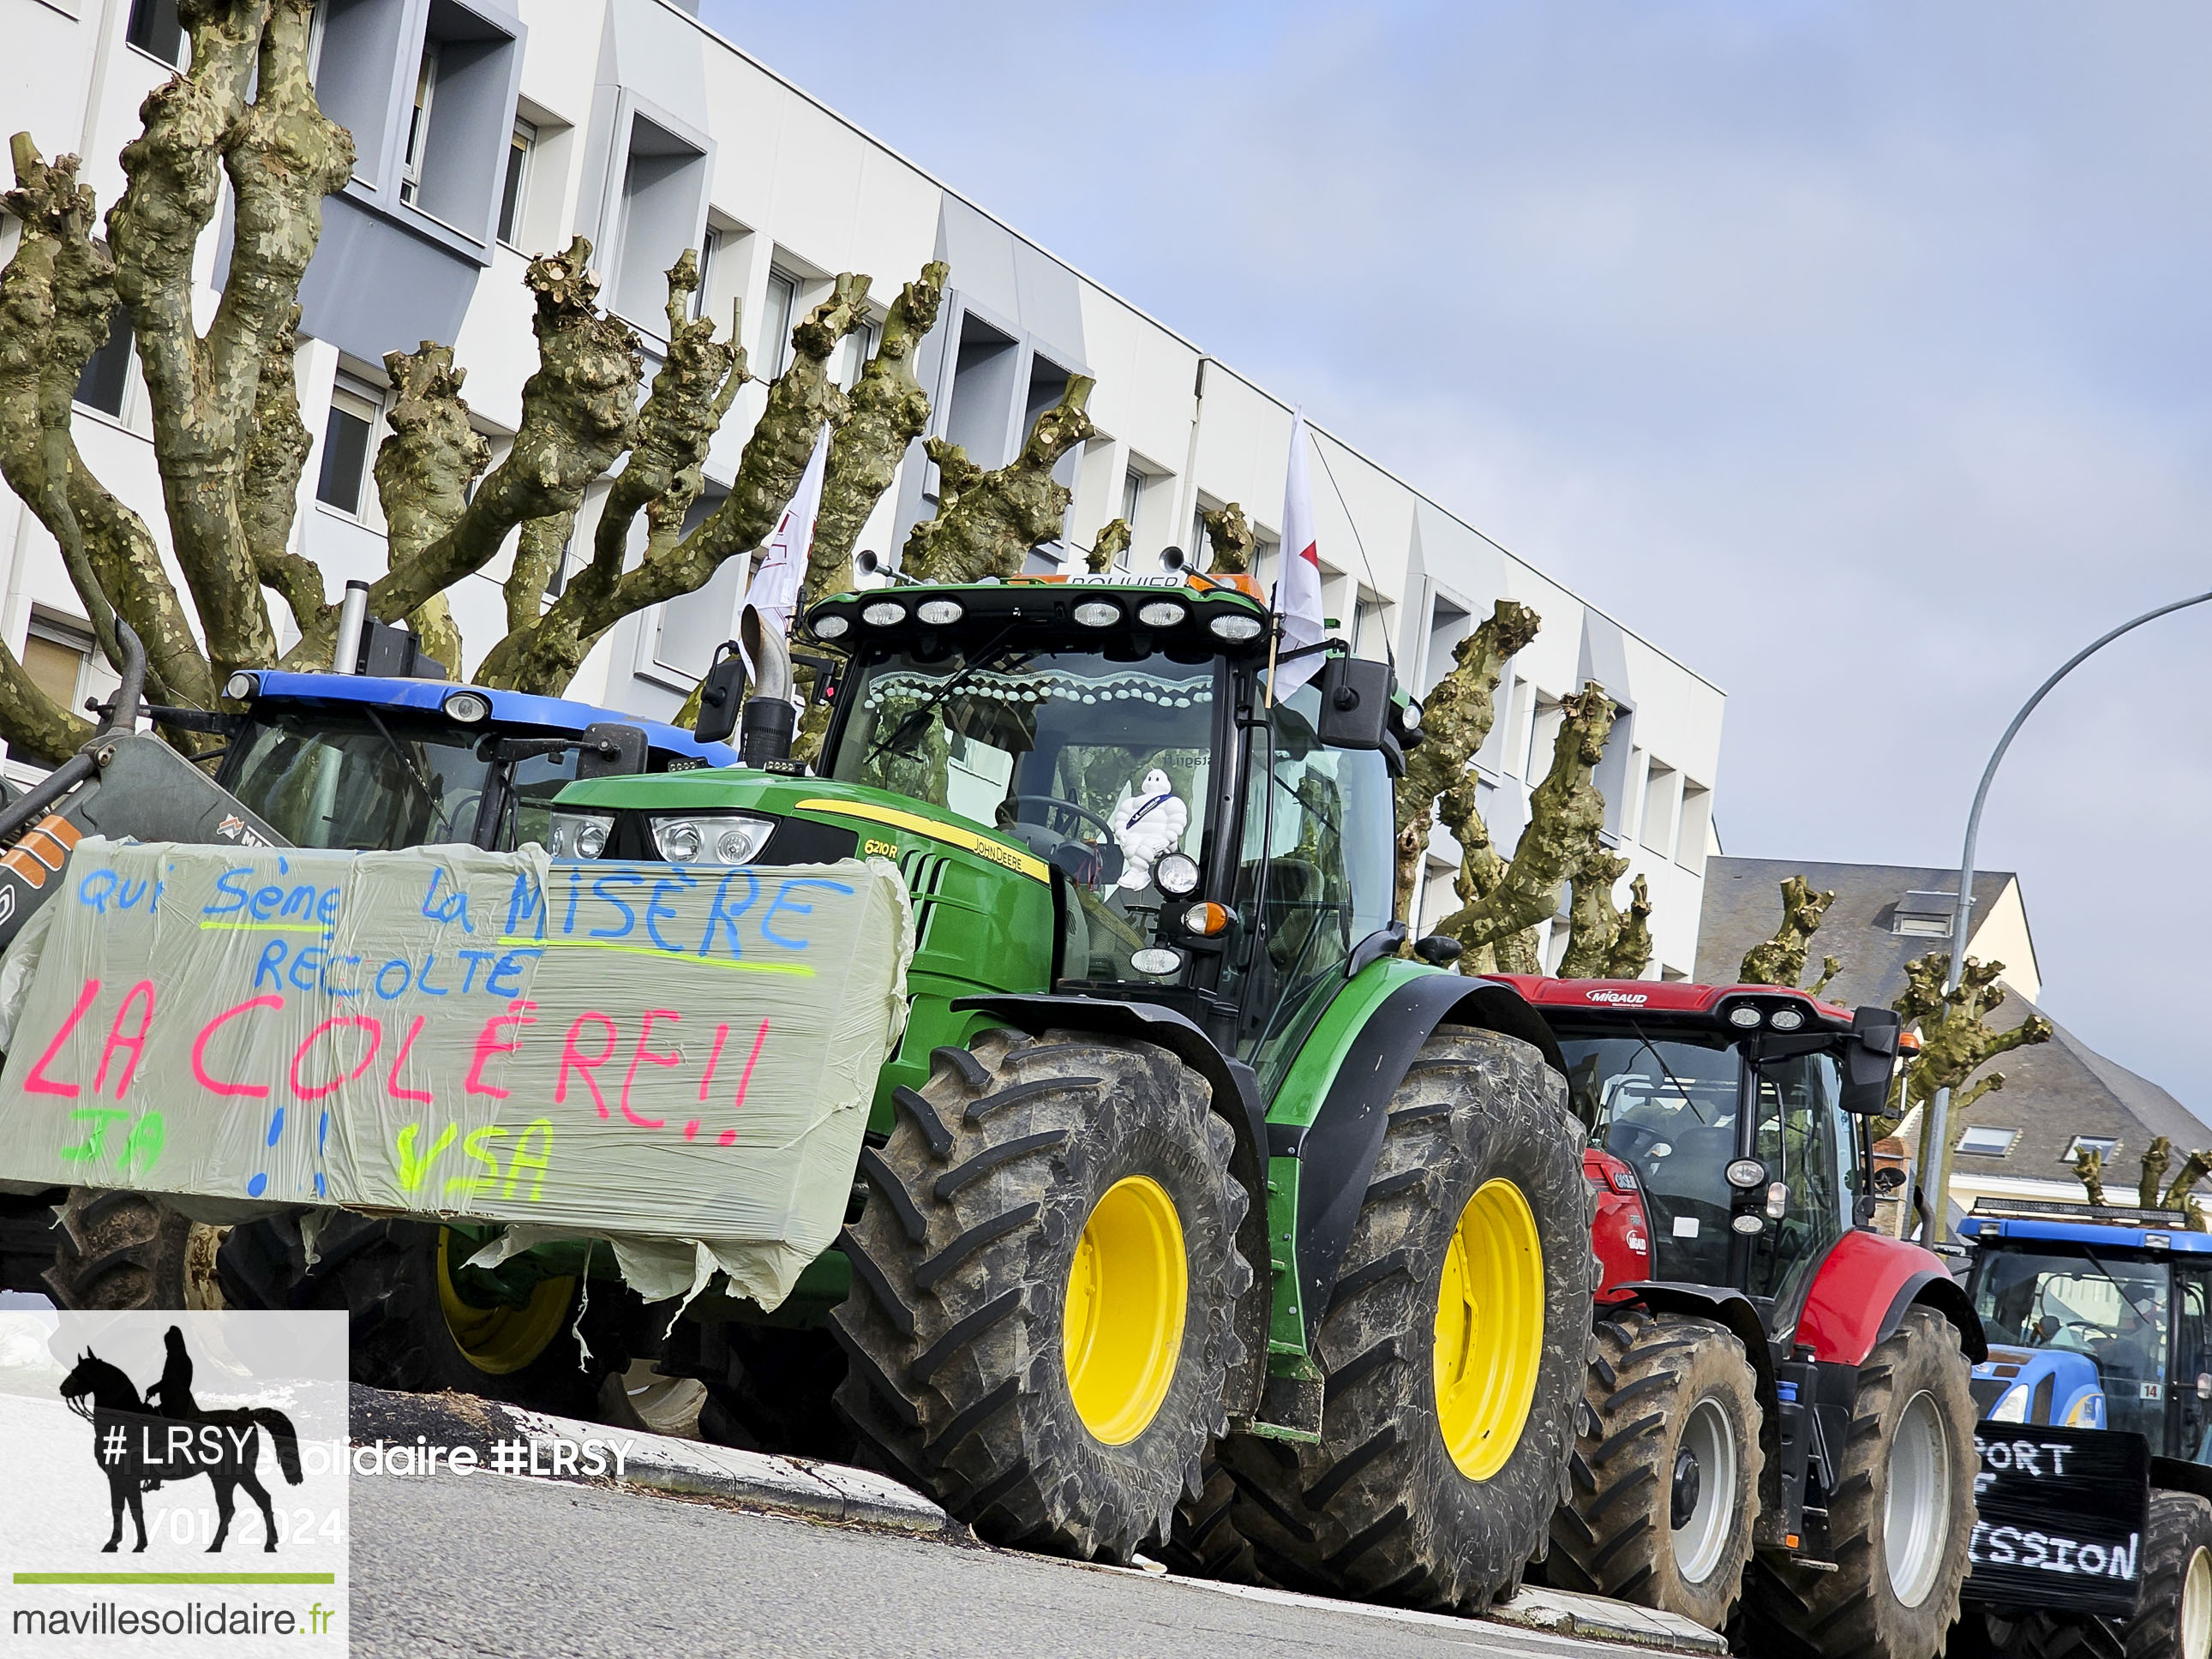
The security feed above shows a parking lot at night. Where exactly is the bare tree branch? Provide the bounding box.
[1201,501,1256,574]
[1738,876,1837,987]
[902,375,1097,583]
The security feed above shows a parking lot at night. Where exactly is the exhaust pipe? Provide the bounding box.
[332,580,370,675]
[737,604,795,768]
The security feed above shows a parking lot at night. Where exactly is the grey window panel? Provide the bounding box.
[412,1,522,242]
[317,404,374,515]
[612,117,707,328]
[315,0,413,191]
[942,313,1017,466]
[1593,704,1634,836]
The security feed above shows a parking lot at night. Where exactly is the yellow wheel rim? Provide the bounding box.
[1062,1176,1189,1445]
[1433,1177,1544,1480]
[435,1231,574,1376]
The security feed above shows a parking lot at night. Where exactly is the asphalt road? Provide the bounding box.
[350,1469,1671,1659]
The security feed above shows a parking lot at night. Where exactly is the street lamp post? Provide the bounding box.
[1916,586,2212,1243]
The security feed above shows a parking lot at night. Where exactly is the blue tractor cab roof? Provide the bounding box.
[1960,1208,2212,1254]
[237,671,736,767]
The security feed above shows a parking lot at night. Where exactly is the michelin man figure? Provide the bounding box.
[1109,768,1188,893]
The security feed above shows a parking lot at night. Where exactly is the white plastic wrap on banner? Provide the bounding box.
[0,841,913,1309]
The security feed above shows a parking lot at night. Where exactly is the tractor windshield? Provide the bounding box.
[1560,1032,1741,1285]
[1969,1245,2172,1446]
[224,709,581,851]
[829,647,1219,981]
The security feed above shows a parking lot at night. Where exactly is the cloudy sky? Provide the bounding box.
[703,1,2212,1101]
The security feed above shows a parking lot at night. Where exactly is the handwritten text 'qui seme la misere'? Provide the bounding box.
[0,844,908,1243]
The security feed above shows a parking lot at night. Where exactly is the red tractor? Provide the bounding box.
[1498,976,1984,1659]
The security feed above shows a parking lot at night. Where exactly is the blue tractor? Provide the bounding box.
[1958,1200,2212,1659]
[0,620,732,1320]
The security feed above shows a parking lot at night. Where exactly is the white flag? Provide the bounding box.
[1273,408,1327,698]
[743,424,830,644]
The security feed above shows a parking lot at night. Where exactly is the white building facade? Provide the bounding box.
[2,0,1726,976]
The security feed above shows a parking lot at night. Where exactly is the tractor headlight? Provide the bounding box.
[1136,601,1188,628]
[1989,1384,2031,1424]
[1769,1006,1805,1032]
[1209,614,1264,643]
[1726,1004,1763,1029]
[548,810,614,859]
[812,614,851,640]
[650,812,776,865]
[443,690,491,724]
[862,602,906,626]
[916,599,964,626]
[1074,601,1121,628]
[225,671,259,700]
[1154,853,1201,896]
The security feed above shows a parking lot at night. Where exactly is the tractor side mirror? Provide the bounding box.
[1840,1005,1903,1115]
[693,645,746,745]
[577,722,649,780]
[1316,654,1394,751]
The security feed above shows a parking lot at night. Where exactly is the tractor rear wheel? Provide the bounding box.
[1548,1308,1762,1629]
[218,1213,608,1414]
[2123,1490,2212,1659]
[45,1189,224,1310]
[1746,1306,1976,1659]
[832,1027,1250,1562]
[1218,1027,1587,1610]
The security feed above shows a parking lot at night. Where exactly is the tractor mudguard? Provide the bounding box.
[950,994,1265,1169]
[1611,1281,1777,1398]
[2151,1458,2212,1506]
[1795,1231,1986,1367]
[1279,971,1565,1351]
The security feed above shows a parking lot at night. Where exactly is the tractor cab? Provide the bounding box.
[201,671,732,853]
[560,572,1419,1083]
[1499,979,1903,1315]
[1960,1201,2212,1458]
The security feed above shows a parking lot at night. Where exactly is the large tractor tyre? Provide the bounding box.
[2119,1490,2212,1659]
[1746,1306,1977,1659]
[219,1213,609,1415]
[45,1189,225,1310]
[1157,1457,1263,1581]
[1218,1027,1587,1611]
[832,1027,1250,1563]
[1549,1308,1763,1629]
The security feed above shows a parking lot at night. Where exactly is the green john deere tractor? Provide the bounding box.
[266,568,1591,1602]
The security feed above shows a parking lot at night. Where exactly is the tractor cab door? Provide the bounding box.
[2173,1265,2212,1463]
[1743,1044,1860,1308]
[1220,678,1396,1095]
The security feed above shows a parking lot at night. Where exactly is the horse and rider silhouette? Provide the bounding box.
[58,1326,303,1554]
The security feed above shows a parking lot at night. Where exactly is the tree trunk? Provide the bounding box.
[902,376,1097,583]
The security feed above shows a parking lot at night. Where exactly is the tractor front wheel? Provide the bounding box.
[1548,1308,1762,1629]
[832,1027,1250,1562]
[2123,1490,2212,1659]
[1218,1027,1587,1610]
[1747,1306,1976,1659]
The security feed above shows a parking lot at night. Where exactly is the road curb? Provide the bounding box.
[350,1385,951,1534]
[1489,1584,1727,1654]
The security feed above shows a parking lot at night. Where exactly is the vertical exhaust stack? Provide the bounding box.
[737,604,795,768]
[332,580,370,675]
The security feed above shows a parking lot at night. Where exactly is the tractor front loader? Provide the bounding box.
[0,615,731,1334]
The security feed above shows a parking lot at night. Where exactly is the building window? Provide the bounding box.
[398,45,439,207]
[496,120,534,248]
[74,304,135,418]
[125,0,186,67]
[2062,1135,2119,1165]
[610,117,709,332]
[836,315,879,390]
[1641,761,1679,859]
[1676,781,1712,869]
[315,379,382,518]
[758,269,800,381]
[1955,1126,2019,1158]
[21,618,92,715]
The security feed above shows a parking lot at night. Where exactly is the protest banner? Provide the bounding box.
[0,841,912,1308]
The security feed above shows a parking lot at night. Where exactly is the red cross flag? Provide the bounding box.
[1273,409,1327,698]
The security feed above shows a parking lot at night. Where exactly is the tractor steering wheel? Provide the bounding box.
[1007,794,1117,843]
